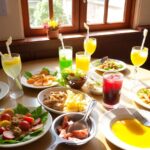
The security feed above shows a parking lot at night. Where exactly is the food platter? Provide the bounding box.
[0,105,52,148]
[21,68,58,89]
[37,87,92,114]
[100,108,150,150]
[91,58,126,72]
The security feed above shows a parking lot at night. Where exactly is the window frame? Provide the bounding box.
[21,0,79,36]
[21,0,135,37]
[79,0,135,32]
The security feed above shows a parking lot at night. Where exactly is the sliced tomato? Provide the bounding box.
[23,116,34,124]
[33,118,41,126]
[72,129,89,139]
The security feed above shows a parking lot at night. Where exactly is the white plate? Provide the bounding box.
[21,69,58,89]
[38,87,92,114]
[0,81,9,100]
[86,69,103,95]
[100,108,150,150]
[91,59,126,72]
[130,87,150,109]
[0,107,52,148]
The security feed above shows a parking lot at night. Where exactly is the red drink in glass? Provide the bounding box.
[103,72,123,109]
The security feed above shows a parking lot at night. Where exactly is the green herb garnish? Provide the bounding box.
[14,104,29,115]
[24,72,32,79]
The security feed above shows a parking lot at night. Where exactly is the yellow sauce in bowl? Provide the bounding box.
[112,119,150,148]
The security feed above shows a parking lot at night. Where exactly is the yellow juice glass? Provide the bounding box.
[2,54,22,79]
[76,51,91,72]
[1,53,24,99]
[130,46,148,79]
[84,38,97,55]
[131,46,148,67]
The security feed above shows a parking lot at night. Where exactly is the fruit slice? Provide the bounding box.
[0,120,11,127]
[3,131,14,140]
[32,124,43,131]
[33,118,41,126]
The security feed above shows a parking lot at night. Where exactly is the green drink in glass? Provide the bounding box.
[59,46,73,71]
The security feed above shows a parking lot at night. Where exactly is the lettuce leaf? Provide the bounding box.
[24,71,32,79]
[31,106,48,123]
[14,104,29,115]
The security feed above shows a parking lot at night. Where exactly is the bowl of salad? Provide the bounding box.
[61,69,87,89]
[0,104,52,148]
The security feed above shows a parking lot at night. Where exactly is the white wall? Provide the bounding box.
[133,0,150,27]
[0,0,150,41]
[0,0,24,41]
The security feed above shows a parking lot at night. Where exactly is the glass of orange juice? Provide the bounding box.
[84,38,97,55]
[130,46,148,79]
[76,51,91,73]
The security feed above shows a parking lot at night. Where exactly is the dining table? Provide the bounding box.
[0,58,150,150]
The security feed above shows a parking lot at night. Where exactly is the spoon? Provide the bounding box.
[67,100,97,133]
[140,29,148,51]
[100,56,108,64]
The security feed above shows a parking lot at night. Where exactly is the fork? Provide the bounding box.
[126,108,150,127]
[119,104,150,127]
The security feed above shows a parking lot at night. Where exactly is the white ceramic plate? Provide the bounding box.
[0,107,52,148]
[100,108,150,150]
[91,59,126,72]
[130,87,150,109]
[0,81,9,100]
[21,69,58,89]
[38,87,92,114]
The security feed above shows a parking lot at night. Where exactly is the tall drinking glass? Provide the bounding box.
[59,46,73,71]
[84,38,97,55]
[130,46,148,79]
[1,53,24,99]
[102,72,123,109]
[76,51,91,73]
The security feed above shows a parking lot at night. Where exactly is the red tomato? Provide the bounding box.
[0,113,12,121]
[23,116,34,124]
[19,120,31,131]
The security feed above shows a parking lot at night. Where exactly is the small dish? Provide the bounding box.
[67,76,86,89]
[21,68,58,89]
[50,112,96,149]
[0,81,9,100]
[86,78,103,95]
[91,58,126,72]
[86,69,103,95]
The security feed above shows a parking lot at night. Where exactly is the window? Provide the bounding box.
[21,0,135,36]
